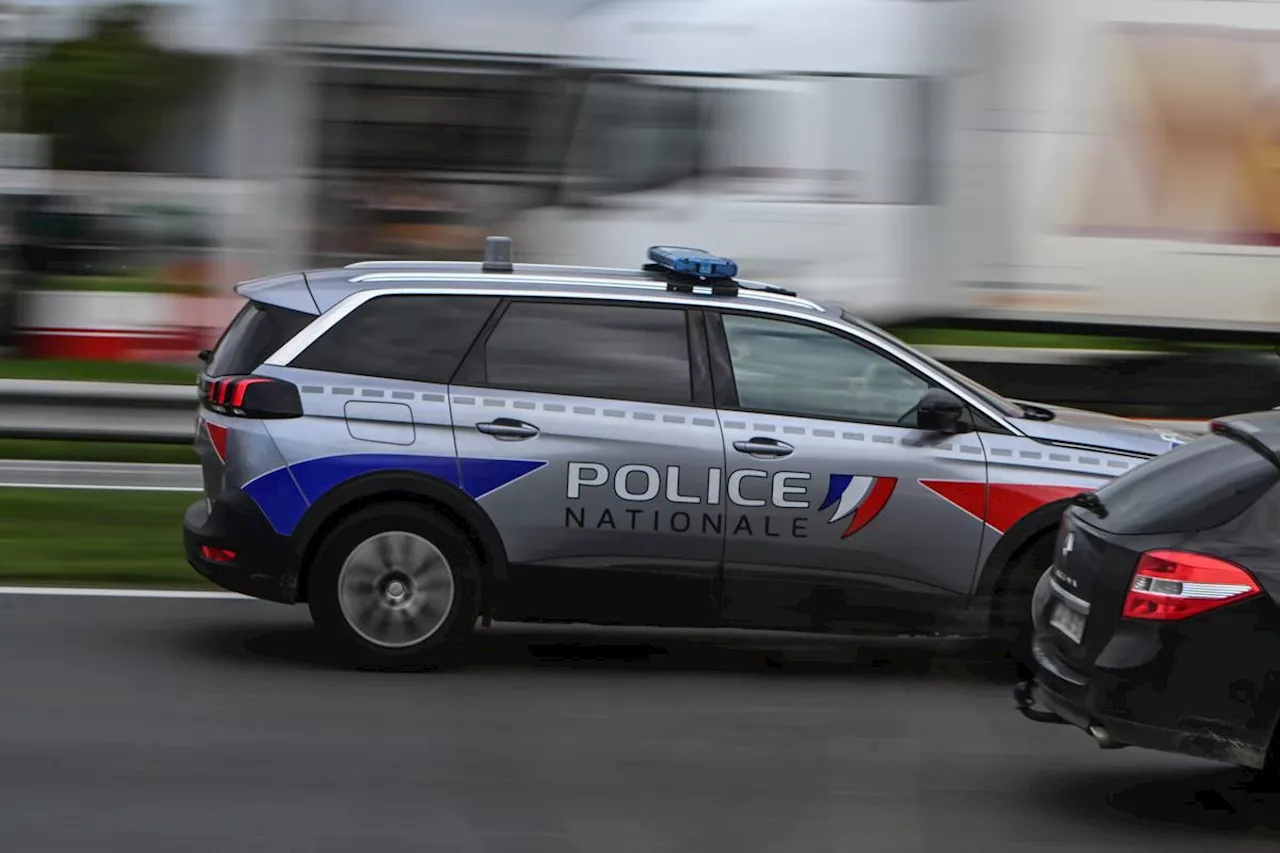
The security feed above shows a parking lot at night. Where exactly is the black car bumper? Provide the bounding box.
[183,489,300,605]
[1016,634,1274,770]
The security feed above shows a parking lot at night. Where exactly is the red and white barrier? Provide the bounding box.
[16,291,243,362]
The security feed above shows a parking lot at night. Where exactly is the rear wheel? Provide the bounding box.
[308,503,478,668]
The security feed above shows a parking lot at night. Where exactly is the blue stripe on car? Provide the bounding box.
[458,458,547,500]
[244,454,547,536]
[242,467,310,536]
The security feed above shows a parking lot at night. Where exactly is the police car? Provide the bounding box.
[184,239,1188,664]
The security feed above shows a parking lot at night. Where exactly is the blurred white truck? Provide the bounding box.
[515,0,1280,341]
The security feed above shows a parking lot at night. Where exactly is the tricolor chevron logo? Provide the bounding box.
[818,475,898,538]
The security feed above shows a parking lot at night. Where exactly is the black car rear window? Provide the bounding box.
[1089,434,1280,535]
[207,301,314,377]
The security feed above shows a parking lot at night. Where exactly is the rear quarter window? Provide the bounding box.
[1089,434,1280,535]
[207,302,314,377]
[290,295,499,384]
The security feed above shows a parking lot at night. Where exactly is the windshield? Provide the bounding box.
[561,75,707,203]
[839,310,1024,419]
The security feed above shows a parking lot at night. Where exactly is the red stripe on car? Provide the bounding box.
[921,481,1091,533]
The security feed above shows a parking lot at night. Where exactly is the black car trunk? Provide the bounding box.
[1042,511,1168,669]
[1040,423,1280,669]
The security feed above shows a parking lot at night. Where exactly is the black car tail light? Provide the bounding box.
[199,375,302,419]
[1123,550,1261,620]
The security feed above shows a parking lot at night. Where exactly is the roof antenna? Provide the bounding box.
[482,236,513,273]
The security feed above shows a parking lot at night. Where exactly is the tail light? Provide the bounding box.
[199,545,237,563]
[198,375,302,419]
[1123,550,1261,620]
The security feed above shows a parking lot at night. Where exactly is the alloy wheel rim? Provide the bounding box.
[337,530,455,648]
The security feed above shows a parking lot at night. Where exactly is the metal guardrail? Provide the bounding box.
[0,379,197,444]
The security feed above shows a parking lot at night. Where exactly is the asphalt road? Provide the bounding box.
[1,592,1277,852]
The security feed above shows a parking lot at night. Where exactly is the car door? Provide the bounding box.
[450,297,726,626]
[707,309,990,632]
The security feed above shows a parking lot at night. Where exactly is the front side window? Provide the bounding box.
[480,301,692,405]
[840,310,1022,419]
[721,313,930,425]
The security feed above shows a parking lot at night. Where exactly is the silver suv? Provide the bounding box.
[184,240,1188,665]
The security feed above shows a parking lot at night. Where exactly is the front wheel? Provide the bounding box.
[308,503,478,668]
[990,531,1057,677]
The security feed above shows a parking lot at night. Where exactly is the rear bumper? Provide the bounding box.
[1016,669,1192,755]
[1015,636,1272,770]
[183,489,300,605]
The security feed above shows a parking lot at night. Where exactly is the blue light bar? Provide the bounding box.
[647,246,738,279]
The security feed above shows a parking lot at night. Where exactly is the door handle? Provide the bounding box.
[476,418,540,441]
[733,438,794,458]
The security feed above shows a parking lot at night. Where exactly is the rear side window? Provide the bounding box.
[474,301,692,405]
[1090,434,1280,534]
[292,295,499,384]
[207,302,314,377]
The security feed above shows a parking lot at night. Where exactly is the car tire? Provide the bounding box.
[991,530,1056,677]
[307,502,479,668]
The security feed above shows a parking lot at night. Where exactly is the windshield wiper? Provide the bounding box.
[1018,402,1056,421]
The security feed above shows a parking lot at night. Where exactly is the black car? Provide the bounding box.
[1015,412,1280,773]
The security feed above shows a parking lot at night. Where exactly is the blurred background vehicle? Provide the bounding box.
[512,0,976,321]
[516,0,1280,335]
[1,1,1277,410]
[2,0,1280,426]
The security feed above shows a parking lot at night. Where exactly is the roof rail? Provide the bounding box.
[344,259,468,269]
[738,279,798,298]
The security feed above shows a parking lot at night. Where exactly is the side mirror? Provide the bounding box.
[915,388,969,434]
[197,349,212,364]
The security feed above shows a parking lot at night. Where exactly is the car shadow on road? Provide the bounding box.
[185,619,1026,683]
[1035,765,1280,840]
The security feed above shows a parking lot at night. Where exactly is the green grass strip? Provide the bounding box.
[0,440,197,464]
[888,328,1273,352]
[0,488,213,589]
[0,358,197,385]
[887,328,1161,350]
[38,275,204,295]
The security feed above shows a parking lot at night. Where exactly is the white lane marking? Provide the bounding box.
[0,483,202,492]
[0,586,249,599]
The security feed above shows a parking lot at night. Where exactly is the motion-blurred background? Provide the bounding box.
[3,0,1280,415]
[3,8,1280,847]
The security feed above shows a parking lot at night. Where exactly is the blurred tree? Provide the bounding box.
[12,3,222,171]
